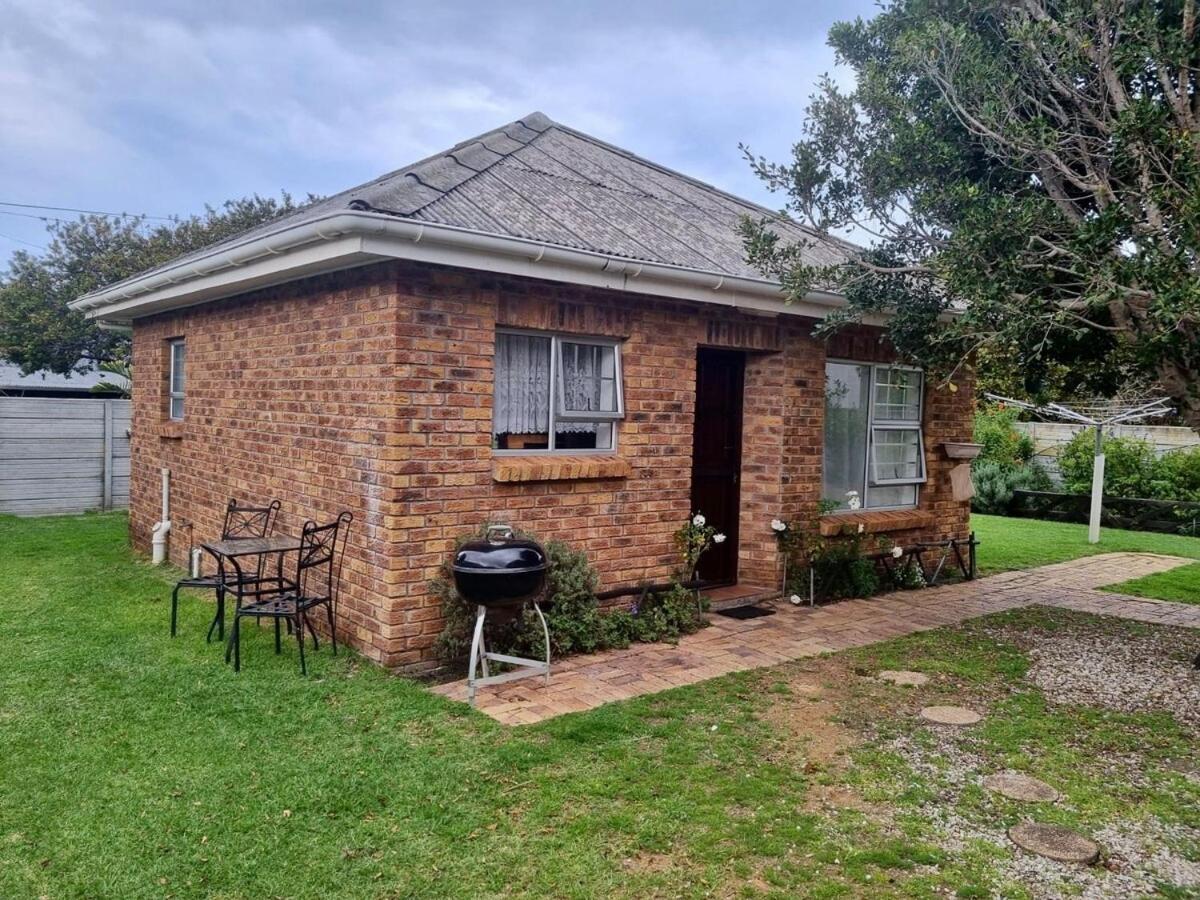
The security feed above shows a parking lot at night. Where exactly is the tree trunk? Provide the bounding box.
[1155,360,1200,436]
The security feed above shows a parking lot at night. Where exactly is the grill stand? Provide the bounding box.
[466,601,551,707]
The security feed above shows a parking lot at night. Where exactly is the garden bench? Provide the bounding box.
[862,533,978,588]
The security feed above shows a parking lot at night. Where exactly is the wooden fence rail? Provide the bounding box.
[0,398,131,516]
[1010,489,1200,536]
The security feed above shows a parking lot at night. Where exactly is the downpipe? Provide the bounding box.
[151,468,171,565]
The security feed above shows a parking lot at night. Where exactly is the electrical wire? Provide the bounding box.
[0,200,174,221]
[0,210,73,224]
[0,230,46,250]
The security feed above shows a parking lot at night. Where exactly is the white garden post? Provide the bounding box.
[1087,425,1105,544]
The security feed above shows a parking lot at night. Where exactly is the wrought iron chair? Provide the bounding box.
[228,512,352,675]
[169,498,283,640]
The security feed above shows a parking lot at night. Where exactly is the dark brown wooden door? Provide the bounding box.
[690,348,744,585]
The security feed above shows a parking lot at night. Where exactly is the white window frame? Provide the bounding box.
[869,425,926,486]
[867,365,925,487]
[826,359,926,511]
[168,338,185,421]
[493,328,624,455]
[554,336,624,422]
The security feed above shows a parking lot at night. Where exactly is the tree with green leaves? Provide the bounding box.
[0,195,308,378]
[742,0,1200,431]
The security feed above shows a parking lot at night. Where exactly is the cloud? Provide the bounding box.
[0,0,874,259]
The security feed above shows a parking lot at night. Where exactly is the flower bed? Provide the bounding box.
[770,502,972,605]
[433,518,715,666]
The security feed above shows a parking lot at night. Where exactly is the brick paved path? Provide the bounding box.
[431,553,1199,725]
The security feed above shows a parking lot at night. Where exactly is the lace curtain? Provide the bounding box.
[493,334,550,434]
[560,342,603,413]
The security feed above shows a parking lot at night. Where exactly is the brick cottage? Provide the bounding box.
[71,113,973,672]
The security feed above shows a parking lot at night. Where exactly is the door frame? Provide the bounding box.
[689,347,745,586]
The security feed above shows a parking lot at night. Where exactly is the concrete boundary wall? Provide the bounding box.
[0,398,131,515]
[1015,421,1200,484]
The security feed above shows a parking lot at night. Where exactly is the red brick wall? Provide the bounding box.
[130,260,973,671]
[130,265,409,665]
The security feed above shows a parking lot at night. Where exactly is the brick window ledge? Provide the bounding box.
[819,508,933,537]
[157,421,185,440]
[492,455,631,483]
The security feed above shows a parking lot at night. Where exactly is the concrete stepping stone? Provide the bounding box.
[983,772,1060,803]
[878,670,929,686]
[919,705,982,725]
[1008,822,1100,864]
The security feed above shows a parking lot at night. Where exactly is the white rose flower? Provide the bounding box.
[891,545,904,559]
[789,594,803,605]
[692,513,706,527]
[713,533,726,544]
[771,519,787,532]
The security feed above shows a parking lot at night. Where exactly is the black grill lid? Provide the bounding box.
[452,526,547,575]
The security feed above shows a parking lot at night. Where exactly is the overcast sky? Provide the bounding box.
[0,0,875,266]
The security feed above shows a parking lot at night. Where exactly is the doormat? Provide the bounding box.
[716,605,776,620]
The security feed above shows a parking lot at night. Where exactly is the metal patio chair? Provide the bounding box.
[169,498,283,640]
[228,512,352,675]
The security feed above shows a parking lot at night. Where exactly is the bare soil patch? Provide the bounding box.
[877,670,930,686]
[758,660,891,817]
[759,668,858,768]
[621,851,674,873]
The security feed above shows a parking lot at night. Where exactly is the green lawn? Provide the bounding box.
[2,512,1198,898]
[1104,562,1200,605]
[971,513,1200,574]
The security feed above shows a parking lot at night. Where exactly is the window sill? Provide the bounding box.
[819,508,933,537]
[493,455,631,483]
[157,421,185,440]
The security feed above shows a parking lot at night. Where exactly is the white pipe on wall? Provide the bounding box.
[151,468,171,565]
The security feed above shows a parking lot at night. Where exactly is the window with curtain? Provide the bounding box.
[492,330,624,451]
[823,362,925,510]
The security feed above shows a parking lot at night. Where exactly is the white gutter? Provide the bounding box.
[69,211,858,324]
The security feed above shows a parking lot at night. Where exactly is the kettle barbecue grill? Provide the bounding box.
[451,525,551,706]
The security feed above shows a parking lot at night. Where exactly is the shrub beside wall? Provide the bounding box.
[1157,448,1200,502]
[974,405,1035,469]
[972,460,1044,514]
[432,526,706,666]
[1058,431,1200,503]
[970,406,1050,513]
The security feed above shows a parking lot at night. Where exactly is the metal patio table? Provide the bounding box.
[200,535,301,651]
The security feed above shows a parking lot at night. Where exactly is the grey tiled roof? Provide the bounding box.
[146,112,853,284]
[0,360,126,392]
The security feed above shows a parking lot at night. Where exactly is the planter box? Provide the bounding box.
[941,442,983,460]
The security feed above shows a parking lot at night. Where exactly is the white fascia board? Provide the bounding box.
[73,236,375,326]
[70,211,855,325]
[355,229,845,320]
